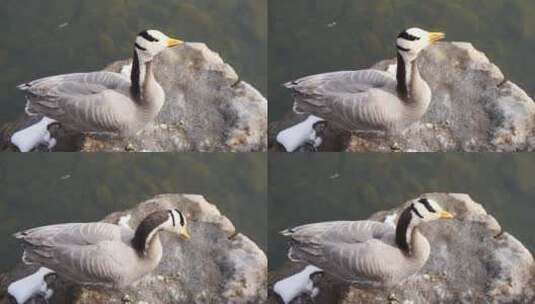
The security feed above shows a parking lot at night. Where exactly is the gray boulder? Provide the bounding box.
[269,193,535,304]
[270,42,535,152]
[0,194,267,304]
[1,43,267,152]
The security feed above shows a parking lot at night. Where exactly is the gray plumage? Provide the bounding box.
[281,198,453,288]
[285,28,444,134]
[14,209,190,288]
[17,29,182,136]
[18,72,150,135]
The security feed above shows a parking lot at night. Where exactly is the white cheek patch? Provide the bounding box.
[171,209,186,227]
[429,200,441,212]
[168,211,177,227]
[396,39,412,52]
[416,205,427,218]
[135,37,150,51]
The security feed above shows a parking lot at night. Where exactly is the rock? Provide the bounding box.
[269,193,535,304]
[0,194,267,304]
[1,43,267,152]
[269,42,535,152]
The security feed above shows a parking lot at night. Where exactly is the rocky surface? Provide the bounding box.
[1,43,267,152]
[269,42,535,152]
[0,194,267,304]
[269,193,535,304]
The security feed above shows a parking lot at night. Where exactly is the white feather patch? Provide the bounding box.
[273,265,323,304]
[120,64,132,78]
[8,267,55,304]
[386,64,397,77]
[118,214,132,229]
[276,115,325,152]
[10,117,57,152]
[384,213,398,228]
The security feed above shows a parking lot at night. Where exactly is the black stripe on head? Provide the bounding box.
[410,203,424,218]
[175,209,185,226]
[139,30,159,42]
[169,210,176,226]
[398,31,420,41]
[396,44,410,52]
[418,198,436,213]
[134,42,147,51]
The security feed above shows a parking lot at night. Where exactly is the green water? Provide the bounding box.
[268,153,535,270]
[0,0,266,125]
[269,0,535,121]
[0,153,267,272]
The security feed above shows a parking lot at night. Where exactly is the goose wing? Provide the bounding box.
[51,240,135,285]
[14,222,128,249]
[18,72,135,133]
[285,70,398,129]
[18,72,130,94]
[282,221,398,283]
[14,223,135,284]
[285,70,396,95]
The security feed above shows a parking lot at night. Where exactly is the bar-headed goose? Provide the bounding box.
[281,198,454,287]
[14,209,190,288]
[18,30,183,136]
[285,28,445,136]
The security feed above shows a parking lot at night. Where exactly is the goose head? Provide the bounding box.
[395,198,453,253]
[162,209,191,240]
[134,29,183,62]
[396,28,445,62]
[407,198,454,224]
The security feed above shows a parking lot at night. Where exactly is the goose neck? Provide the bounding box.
[130,50,156,106]
[143,61,155,96]
[395,207,430,261]
[396,216,431,263]
[131,215,165,261]
[408,227,430,262]
[144,232,163,262]
[396,54,425,99]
